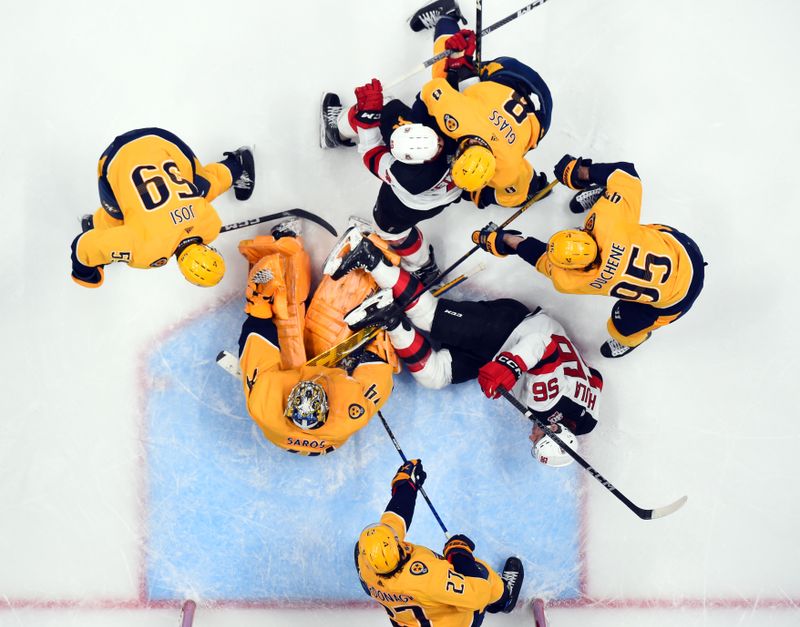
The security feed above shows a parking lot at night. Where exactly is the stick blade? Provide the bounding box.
[647,494,688,520]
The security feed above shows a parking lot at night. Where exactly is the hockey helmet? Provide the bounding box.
[176,242,225,287]
[451,140,496,192]
[532,423,577,468]
[358,523,406,575]
[390,124,443,164]
[547,229,598,269]
[285,379,329,430]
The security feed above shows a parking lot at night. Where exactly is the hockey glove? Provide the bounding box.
[443,534,476,563]
[553,154,592,190]
[444,29,477,72]
[471,224,521,257]
[70,233,104,288]
[478,352,527,399]
[244,254,288,320]
[527,171,551,200]
[465,186,497,209]
[391,459,427,494]
[353,79,383,129]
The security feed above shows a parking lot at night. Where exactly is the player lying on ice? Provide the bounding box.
[319,0,552,287]
[70,127,255,289]
[472,155,707,358]
[326,227,602,468]
[235,221,398,456]
[356,459,523,625]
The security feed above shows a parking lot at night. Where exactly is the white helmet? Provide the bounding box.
[390,124,442,164]
[532,424,577,468]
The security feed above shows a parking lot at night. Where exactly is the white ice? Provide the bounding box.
[1,0,799,625]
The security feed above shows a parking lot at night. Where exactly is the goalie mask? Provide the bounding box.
[285,379,329,430]
[532,423,577,467]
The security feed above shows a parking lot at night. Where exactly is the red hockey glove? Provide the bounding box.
[553,154,592,190]
[478,352,527,399]
[353,78,383,129]
[444,29,476,71]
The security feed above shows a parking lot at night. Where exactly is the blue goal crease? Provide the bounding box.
[144,299,583,602]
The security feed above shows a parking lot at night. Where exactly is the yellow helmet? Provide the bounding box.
[176,243,225,287]
[451,144,496,192]
[547,229,598,269]
[358,523,405,575]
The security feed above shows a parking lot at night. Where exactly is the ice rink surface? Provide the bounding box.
[2,0,799,625]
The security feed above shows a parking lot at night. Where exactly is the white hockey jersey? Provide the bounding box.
[356,126,463,211]
[497,312,602,435]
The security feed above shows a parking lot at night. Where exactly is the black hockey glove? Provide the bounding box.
[553,154,592,190]
[70,233,104,288]
[443,534,476,563]
[471,223,521,257]
[527,171,551,200]
[391,459,427,493]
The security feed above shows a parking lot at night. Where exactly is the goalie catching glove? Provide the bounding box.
[244,254,288,319]
[391,459,427,494]
[478,352,527,399]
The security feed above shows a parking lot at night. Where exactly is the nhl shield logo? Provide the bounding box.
[410,561,428,576]
[443,114,459,132]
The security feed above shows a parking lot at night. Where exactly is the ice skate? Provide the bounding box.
[271,217,301,239]
[600,333,651,358]
[569,185,605,214]
[409,0,466,32]
[324,227,386,279]
[224,146,255,201]
[409,246,441,287]
[499,556,524,613]
[344,289,404,332]
[320,92,355,149]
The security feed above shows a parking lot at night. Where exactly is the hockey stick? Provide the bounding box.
[216,263,486,378]
[475,0,483,71]
[430,177,558,288]
[378,411,450,537]
[220,208,338,237]
[385,0,550,88]
[497,388,688,520]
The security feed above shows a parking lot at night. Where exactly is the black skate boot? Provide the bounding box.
[344,289,405,332]
[325,227,387,280]
[409,246,440,287]
[600,333,651,358]
[81,214,94,233]
[409,0,466,32]
[569,185,605,214]
[320,93,355,149]
[223,146,255,201]
[485,556,524,614]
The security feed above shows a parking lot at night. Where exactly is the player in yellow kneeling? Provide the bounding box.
[356,459,524,626]
[70,127,255,288]
[472,155,706,358]
[236,223,395,455]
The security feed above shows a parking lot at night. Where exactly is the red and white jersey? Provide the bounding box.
[497,311,602,434]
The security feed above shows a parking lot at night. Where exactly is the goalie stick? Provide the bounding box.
[498,388,688,521]
[179,600,196,627]
[386,0,551,88]
[220,208,338,237]
[216,263,486,378]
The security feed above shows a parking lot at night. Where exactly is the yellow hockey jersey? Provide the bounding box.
[76,129,232,269]
[536,166,697,307]
[420,78,540,207]
[240,331,394,455]
[356,511,504,627]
